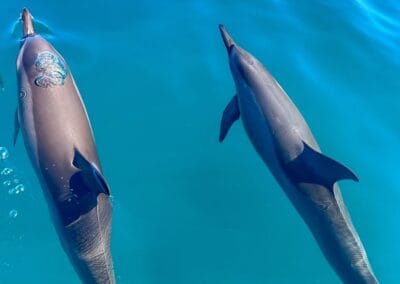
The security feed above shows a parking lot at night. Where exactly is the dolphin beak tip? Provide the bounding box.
[21,7,35,37]
[219,24,235,52]
[21,7,30,19]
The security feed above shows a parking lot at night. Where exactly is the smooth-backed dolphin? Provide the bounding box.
[218,25,378,284]
[15,8,115,283]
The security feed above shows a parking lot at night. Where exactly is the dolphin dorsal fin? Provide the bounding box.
[284,141,359,190]
[73,149,110,196]
[219,95,240,142]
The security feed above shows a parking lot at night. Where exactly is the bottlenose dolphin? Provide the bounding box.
[15,8,115,283]
[218,25,378,284]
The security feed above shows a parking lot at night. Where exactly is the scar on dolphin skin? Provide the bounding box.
[34,51,68,88]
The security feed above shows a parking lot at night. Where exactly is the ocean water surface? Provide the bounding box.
[1,1,400,283]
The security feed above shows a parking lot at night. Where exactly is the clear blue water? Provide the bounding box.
[1,1,399,283]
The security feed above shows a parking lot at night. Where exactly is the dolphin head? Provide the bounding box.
[18,8,42,65]
[18,8,49,52]
[17,8,65,88]
[219,25,262,89]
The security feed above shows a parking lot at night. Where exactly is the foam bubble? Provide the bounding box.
[8,209,18,218]
[1,168,13,176]
[0,147,9,160]
[8,184,25,195]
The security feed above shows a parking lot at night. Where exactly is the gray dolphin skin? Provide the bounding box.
[218,25,378,284]
[15,8,115,284]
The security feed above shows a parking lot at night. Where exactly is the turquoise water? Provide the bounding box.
[1,1,399,283]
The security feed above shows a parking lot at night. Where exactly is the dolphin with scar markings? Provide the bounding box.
[218,25,378,283]
[15,8,115,283]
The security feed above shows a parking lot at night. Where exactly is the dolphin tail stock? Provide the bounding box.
[284,141,359,190]
[20,7,35,37]
[72,149,111,196]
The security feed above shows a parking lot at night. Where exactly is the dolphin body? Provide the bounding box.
[218,25,378,283]
[15,8,115,283]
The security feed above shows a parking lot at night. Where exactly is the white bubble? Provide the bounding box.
[8,184,25,195]
[1,168,13,176]
[0,147,9,160]
[9,209,18,218]
[3,180,11,187]
[15,184,25,192]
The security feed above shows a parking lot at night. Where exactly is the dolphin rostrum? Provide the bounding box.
[16,8,115,283]
[218,25,378,284]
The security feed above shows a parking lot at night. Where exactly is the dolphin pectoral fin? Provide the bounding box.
[285,142,359,190]
[219,95,240,142]
[73,149,111,196]
[13,107,20,146]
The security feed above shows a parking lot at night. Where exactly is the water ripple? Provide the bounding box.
[9,17,54,40]
[353,0,400,62]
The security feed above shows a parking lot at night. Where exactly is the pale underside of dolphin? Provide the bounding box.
[15,8,115,284]
[218,25,378,284]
